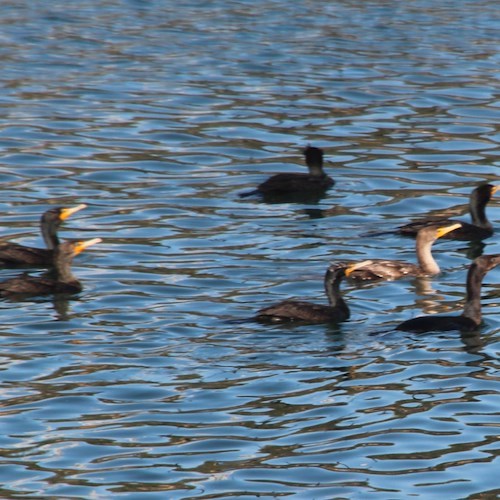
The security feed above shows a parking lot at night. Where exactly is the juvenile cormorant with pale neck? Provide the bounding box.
[348,223,461,281]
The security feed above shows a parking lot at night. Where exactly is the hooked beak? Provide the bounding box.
[73,237,102,255]
[345,260,374,277]
[59,203,87,221]
[436,222,461,239]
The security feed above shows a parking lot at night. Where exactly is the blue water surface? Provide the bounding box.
[0,0,498,498]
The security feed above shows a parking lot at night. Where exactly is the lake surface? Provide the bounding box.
[0,0,499,498]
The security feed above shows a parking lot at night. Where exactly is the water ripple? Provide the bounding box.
[0,0,499,498]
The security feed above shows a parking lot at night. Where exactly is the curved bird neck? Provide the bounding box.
[48,249,77,284]
[461,262,485,324]
[469,191,492,229]
[415,235,439,274]
[324,269,348,315]
[41,219,60,250]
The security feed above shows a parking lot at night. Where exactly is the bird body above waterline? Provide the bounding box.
[398,315,479,333]
[255,261,365,324]
[396,254,500,333]
[348,223,461,281]
[0,237,101,297]
[239,146,334,200]
[0,204,87,267]
[398,184,498,240]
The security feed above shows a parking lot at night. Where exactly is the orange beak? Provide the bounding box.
[59,204,87,221]
[73,237,102,256]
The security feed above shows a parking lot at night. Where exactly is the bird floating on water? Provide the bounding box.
[0,237,101,297]
[0,204,87,267]
[254,261,366,324]
[396,254,500,333]
[398,184,498,241]
[347,223,461,281]
[239,146,334,201]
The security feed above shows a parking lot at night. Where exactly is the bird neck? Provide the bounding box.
[49,252,77,284]
[41,222,59,250]
[308,164,325,177]
[415,236,439,274]
[324,269,348,313]
[469,193,492,229]
[461,262,485,324]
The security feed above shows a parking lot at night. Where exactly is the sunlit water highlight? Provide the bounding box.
[0,1,499,498]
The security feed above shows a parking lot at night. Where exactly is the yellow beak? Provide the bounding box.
[345,260,374,277]
[73,237,102,256]
[59,204,87,221]
[436,222,461,238]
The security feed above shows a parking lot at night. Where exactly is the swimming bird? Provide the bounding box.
[396,254,500,333]
[0,204,87,267]
[348,223,461,281]
[0,238,101,297]
[239,146,334,200]
[398,184,498,240]
[254,261,364,324]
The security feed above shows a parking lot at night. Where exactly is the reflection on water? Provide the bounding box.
[0,0,499,498]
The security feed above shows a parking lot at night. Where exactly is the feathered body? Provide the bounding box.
[398,184,498,240]
[255,261,366,324]
[348,223,461,281]
[0,204,87,267]
[397,254,500,333]
[257,300,348,324]
[0,238,101,297]
[240,146,334,200]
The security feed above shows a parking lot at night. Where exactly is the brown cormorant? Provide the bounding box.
[348,223,461,281]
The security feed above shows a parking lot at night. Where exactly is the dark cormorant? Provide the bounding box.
[0,204,87,267]
[239,146,334,199]
[255,261,365,324]
[0,238,101,297]
[397,254,500,333]
[398,184,498,240]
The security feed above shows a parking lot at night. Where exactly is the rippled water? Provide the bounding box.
[0,0,499,498]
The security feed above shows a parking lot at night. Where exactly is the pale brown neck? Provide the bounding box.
[415,236,439,274]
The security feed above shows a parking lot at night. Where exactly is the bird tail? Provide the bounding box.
[238,189,259,198]
[360,229,397,237]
